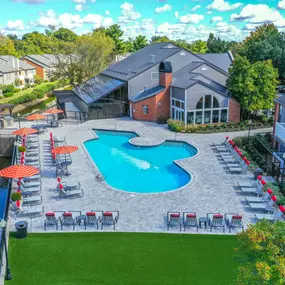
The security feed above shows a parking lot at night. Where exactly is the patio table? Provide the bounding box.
[199,217,208,228]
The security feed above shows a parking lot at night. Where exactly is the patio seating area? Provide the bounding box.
[5,118,283,233]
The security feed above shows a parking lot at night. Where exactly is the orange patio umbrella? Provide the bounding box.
[52,145,78,155]
[0,165,39,179]
[12,128,38,136]
[44,109,64,115]
[26,114,45,121]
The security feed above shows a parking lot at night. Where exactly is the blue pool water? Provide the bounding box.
[84,130,197,193]
[0,188,8,219]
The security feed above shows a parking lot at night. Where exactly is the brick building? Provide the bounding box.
[56,42,240,124]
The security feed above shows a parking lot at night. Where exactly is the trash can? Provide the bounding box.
[15,221,28,239]
[254,168,263,180]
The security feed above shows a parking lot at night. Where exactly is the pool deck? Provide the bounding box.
[9,118,273,234]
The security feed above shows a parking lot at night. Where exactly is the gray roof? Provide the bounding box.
[0,56,35,72]
[73,74,125,104]
[275,94,285,105]
[22,54,57,68]
[102,42,181,81]
[196,52,233,72]
[130,85,165,103]
[0,60,18,73]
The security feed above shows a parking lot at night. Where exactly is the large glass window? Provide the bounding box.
[204,95,212,109]
[212,110,219,123]
[221,109,227,122]
[204,111,211,124]
[187,112,194,124]
[196,98,203,109]
[213,97,220,108]
[195,111,202,124]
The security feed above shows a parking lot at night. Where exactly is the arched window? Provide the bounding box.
[213,96,220,108]
[204,95,212,109]
[196,97,203,109]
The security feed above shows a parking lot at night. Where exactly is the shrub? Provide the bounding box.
[261,116,268,124]
[14,78,20,87]
[268,116,274,124]
[167,119,184,132]
[2,84,14,94]
[14,88,21,93]
[34,75,44,85]
[3,92,14,98]
[11,191,22,202]
[18,146,26,153]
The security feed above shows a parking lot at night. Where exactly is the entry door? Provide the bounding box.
[174,108,184,122]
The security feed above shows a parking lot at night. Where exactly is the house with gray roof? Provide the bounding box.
[0,56,36,87]
[55,42,240,124]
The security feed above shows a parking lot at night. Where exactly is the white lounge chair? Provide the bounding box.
[248,199,275,212]
[22,195,42,205]
[16,206,44,217]
[245,191,271,203]
[255,208,284,222]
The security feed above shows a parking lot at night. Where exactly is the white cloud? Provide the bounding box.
[174,11,179,18]
[73,0,85,3]
[155,4,172,13]
[10,0,45,3]
[277,0,285,10]
[90,0,96,2]
[230,4,282,24]
[207,0,242,12]
[191,5,201,12]
[206,11,212,15]
[211,16,223,22]
[76,4,83,11]
[102,17,113,27]
[83,14,103,24]
[105,10,110,16]
[179,14,204,24]
[58,13,83,29]
[118,2,140,24]
[4,20,25,31]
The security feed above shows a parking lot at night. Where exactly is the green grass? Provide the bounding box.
[6,232,237,285]
[0,88,33,104]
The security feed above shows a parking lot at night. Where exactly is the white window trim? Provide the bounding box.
[151,72,159,81]
[142,105,149,114]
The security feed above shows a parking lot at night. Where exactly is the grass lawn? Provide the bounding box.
[6,232,237,285]
[0,88,33,104]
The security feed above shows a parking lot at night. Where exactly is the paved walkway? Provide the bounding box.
[9,118,273,234]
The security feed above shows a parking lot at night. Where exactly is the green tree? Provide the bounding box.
[53,28,77,42]
[234,220,285,285]
[227,55,278,119]
[124,37,134,53]
[207,33,231,53]
[0,35,18,56]
[150,35,170,43]
[189,40,208,54]
[173,39,191,50]
[53,32,114,86]
[104,24,126,55]
[132,35,148,51]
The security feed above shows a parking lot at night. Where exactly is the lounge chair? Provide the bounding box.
[228,166,247,173]
[237,178,261,188]
[23,174,41,182]
[182,212,198,232]
[85,211,102,230]
[248,199,275,212]
[20,179,41,188]
[22,195,42,205]
[57,181,80,191]
[101,211,119,230]
[239,185,263,196]
[21,186,41,196]
[44,212,58,230]
[225,213,244,233]
[167,211,181,231]
[16,155,39,163]
[58,188,84,199]
[23,161,40,168]
[59,212,76,230]
[245,191,271,203]
[255,207,284,221]
[16,206,44,218]
[207,213,225,233]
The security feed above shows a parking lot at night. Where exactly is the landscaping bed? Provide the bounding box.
[7,232,237,285]
[167,119,273,133]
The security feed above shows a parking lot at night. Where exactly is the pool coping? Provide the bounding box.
[81,128,200,195]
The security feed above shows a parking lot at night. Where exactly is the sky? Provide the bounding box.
[1,0,285,42]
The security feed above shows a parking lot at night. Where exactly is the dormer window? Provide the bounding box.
[180,51,186,56]
[201,66,208,71]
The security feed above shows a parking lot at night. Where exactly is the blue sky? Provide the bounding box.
[1,0,285,41]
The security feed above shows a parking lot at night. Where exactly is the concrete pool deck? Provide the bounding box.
[9,118,273,234]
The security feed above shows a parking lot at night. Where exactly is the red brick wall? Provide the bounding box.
[22,59,45,79]
[131,72,172,122]
[228,98,240,123]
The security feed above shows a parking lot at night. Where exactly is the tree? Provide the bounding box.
[173,39,191,50]
[53,32,114,86]
[0,35,18,56]
[150,35,170,43]
[124,37,134,53]
[104,24,126,55]
[132,35,148,52]
[207,33,231,53]
[227,55,278,119]
[53,28,77,42]
[189,40,208,54]
[234,220,285,285]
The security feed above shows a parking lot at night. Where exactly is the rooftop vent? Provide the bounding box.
[150,55,156,63]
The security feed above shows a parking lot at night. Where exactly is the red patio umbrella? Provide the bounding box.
[26,114,45,121]
[52,145,78,155]
[12,128,38,136]
[0,165,39,179]
[44,109,64,115]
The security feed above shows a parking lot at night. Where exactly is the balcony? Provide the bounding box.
[275,122,285,143]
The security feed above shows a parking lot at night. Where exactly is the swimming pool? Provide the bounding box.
[84,130,197,193]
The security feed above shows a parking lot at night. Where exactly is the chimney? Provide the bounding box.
[159,61,172,88]
[150,55,155,63]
